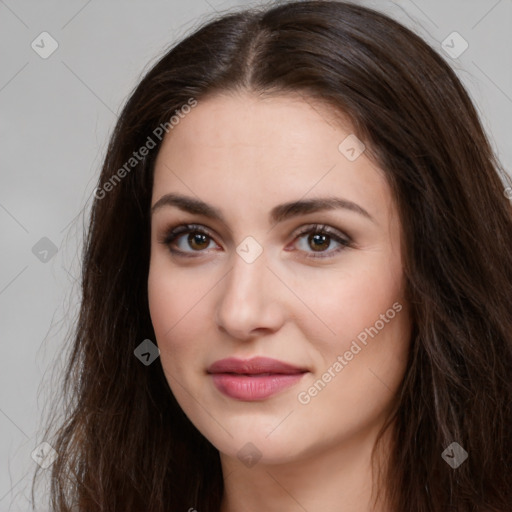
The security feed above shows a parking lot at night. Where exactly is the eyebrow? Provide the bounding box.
[150,193,376,225]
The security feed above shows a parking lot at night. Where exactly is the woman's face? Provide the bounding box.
[148,92,411,465]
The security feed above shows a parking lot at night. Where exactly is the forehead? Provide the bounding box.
[152,92,392,223]
[155,92,351,168]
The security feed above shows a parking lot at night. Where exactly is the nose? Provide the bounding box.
[215,248,285,341]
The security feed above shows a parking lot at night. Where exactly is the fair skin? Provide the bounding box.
[148,91,412,512]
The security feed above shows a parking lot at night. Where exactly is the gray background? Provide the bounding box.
[1,0,511,509]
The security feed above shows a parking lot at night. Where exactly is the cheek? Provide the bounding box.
[291,254,405,354]
[147,260,206,374]
[148,253,210,335]
[295,284,410,440]
[291,254,411,419]
[147,263,175,339]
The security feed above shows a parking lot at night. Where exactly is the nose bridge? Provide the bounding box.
[215,243,281,337]
[223,246,268,312]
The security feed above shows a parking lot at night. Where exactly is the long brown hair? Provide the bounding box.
[32,1,512,510]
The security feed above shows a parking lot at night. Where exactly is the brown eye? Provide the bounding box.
[160,223,351,259]
[293,224,351,259]
[308,233,331,252]
[161,224,218,256]
[187,232,210,251]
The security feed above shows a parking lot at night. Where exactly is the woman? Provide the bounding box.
[33,1,512,510]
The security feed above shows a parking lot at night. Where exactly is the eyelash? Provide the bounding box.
[158,223,352,260]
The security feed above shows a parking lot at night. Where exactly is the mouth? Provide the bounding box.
[207,356,308,375]
[207,357,309,401]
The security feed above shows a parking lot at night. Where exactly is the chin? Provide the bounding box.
[195,415,311,466]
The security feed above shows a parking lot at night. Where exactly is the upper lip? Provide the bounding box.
[207,357,307,375]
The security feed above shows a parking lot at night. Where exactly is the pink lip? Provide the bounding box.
[207,357,308,401]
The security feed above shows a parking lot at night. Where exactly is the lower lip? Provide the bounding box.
[210,373,306,401]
